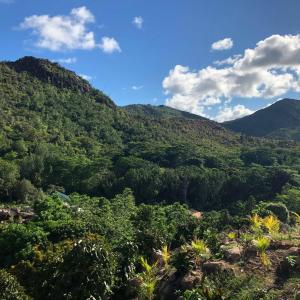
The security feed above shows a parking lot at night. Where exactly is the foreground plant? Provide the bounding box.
[253,236,271,267]
[137,257,158,300]
[250,214,263,233]
[161,245,171,268]
[263,215,280,236]
[191,239,211,266]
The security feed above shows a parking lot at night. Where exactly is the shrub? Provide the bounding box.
[181,273,267,300]
[0,223,47,267]
[172,246,194,273]
[252,202,290,223]
[0,269,29,300]
[265,202,289,223]
[40,235,118,299]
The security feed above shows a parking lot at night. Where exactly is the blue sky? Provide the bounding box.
[2,0,300,121]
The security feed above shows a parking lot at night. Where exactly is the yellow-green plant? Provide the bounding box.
[263,215,280,235]
[161,245,171,267]
[253,236,271,267]
[138,257,158,300]
[140,257,155,275]
[260,252,271,267]
[140,280,157,300]
[250,214,263,232]
[191,239,210,261]
[227,232,236,239]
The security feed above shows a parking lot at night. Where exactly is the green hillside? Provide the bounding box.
[224,98,300,140]
[0,57,300,300]
[1,56,300,209]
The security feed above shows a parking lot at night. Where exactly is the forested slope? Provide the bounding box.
[0,57,300,299]
[0,56,300,210]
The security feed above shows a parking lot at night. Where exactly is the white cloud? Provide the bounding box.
[132,16,143,29]
[71,6,95,23]
[20,6,121,54]
[55,57,77,64]
[79,74,92,81]
[132,85,143,90]
[213,54,242,66]
[163,34,300,117]
[211,38,233,51]
[99,36,121,53]
[214,105,254,122]
[20,7,96,51]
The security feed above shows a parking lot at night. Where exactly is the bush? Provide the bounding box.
[253,202,290,223]
[45,235,118,299]
[172,247,195,274]
[265,202,290,223]
[0,269,29,300]
[0,223,47,267]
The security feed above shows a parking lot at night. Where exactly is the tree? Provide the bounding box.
[0,159,19,200]
[14,179,42,203]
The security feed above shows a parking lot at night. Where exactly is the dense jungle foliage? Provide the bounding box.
[0,57,299,299]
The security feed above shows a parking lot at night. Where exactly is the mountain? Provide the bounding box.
[0,56,298,209]
[0,56,240,151]
[223,99,300,140]
[4,56,115,107]
[124,104,206,120]
[0,56,248,206]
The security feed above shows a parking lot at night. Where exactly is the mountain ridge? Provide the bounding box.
[2,56,115,108]
[223,98,300,140]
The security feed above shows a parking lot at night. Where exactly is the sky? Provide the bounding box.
[2,0,300,121]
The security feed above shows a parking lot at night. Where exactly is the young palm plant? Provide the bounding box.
[138,257,158,300]
[250,214,263,233]
[161,245,171,268]
[191,239,211,266]
[263,215,280,236]
[253,236,271,267]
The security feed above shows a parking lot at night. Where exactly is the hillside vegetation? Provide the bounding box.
[0,57,299,299]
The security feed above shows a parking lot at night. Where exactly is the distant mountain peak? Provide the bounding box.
[223,98,300,140]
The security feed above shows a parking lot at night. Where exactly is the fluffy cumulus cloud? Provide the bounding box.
[163,34,300,119]
[99,37,121,53]
[211,38,233,51]
[215,105,254,122]
[132,16,143,29]
[20,6,120,54]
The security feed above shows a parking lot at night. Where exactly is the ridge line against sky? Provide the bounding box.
[2,0,300,121]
